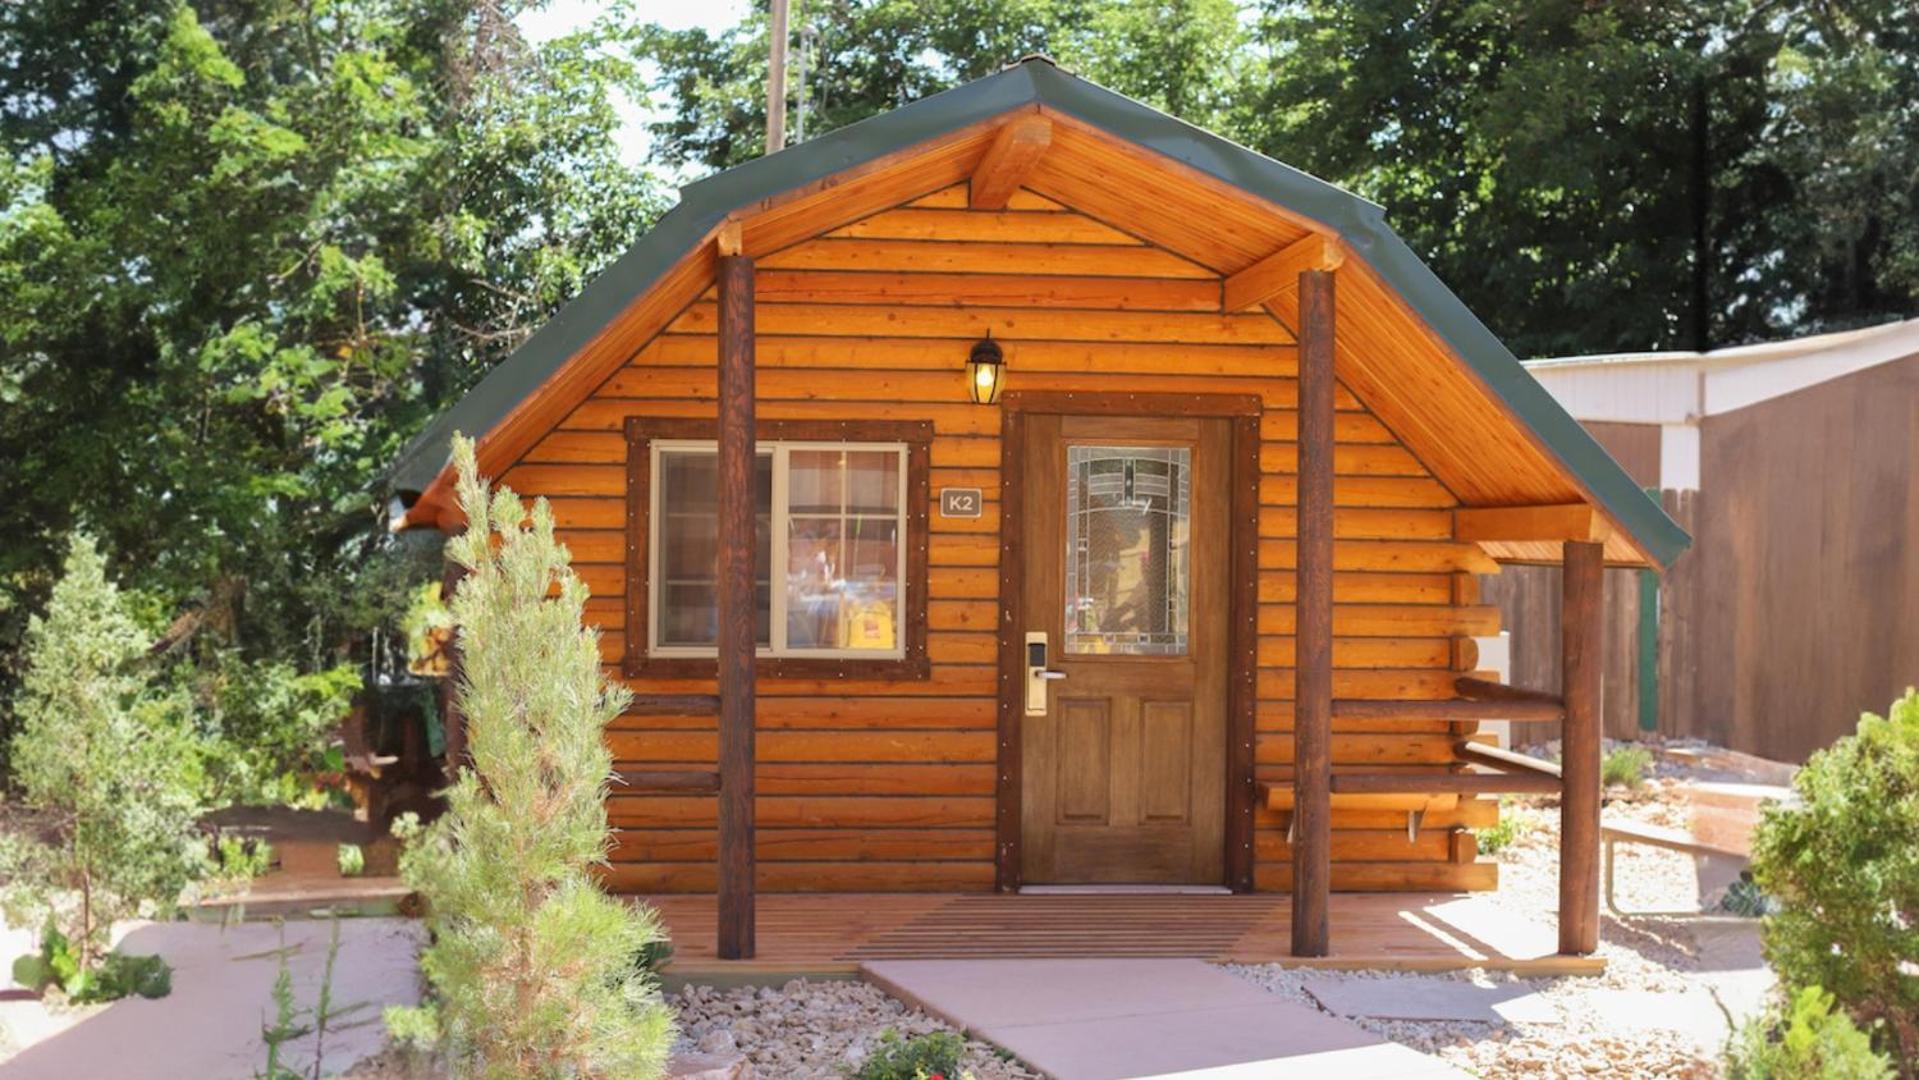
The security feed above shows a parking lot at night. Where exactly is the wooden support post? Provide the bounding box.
[1559,540,1604,955]
[717,253,758,960]
[1291,268,1335,958]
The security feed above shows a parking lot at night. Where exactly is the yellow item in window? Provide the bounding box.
[840,597,897,650]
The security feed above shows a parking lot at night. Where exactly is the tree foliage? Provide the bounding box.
[390,436,673,1078]
[639,0,1917,355]
[0,535,204,980]
[1750,690,1919,1074]
[0,0,669,763]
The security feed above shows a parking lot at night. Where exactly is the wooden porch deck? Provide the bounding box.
[640,891,1605,981]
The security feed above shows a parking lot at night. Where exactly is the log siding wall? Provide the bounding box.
[498,186,1500,893]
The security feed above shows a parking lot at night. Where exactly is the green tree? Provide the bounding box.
[0,0,669,763]
[0,535,204,979]
[390,436,673,1078]
[637,0,1249,171]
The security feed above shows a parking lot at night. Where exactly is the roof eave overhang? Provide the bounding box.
[387,60,1690,567]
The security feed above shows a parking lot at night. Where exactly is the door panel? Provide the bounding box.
[1020,413,1229,884]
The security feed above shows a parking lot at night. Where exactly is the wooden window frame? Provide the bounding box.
[624,417,932,681]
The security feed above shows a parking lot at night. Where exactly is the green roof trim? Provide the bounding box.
[390,58,1690,567]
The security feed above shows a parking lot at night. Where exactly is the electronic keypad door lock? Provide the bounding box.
[1024,631,1067,716]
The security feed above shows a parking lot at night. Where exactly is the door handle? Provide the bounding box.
[1025,631,1063,715]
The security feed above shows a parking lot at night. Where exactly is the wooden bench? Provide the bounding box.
[1600,817,1748,918]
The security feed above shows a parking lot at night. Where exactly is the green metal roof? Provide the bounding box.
[389,58,1690,566]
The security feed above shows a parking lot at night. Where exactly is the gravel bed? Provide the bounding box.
[671,979,1039,1078]
[1226,963,1720,1078]
[1229,761,1774,1078]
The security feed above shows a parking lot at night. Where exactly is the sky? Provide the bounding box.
[517,0,755,165]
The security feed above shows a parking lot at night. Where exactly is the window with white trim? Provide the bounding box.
[648,440,909,659]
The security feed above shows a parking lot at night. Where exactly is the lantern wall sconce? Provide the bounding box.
[966,333,1005,405]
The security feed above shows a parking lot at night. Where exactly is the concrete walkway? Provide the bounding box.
[864,959,1465,1079]
[1,917,422,1079]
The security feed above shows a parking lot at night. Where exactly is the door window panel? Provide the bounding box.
[1064,445,1191,656]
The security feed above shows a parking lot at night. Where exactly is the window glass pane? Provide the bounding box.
[1064,445,1190,656]
[787,449,844,515]
[845,450,900,514]
[656,449,771,648]
[783,448,903,653]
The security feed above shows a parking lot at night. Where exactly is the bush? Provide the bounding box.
[1477,799,1538,855]
[337,843,365,877]
[1750,689,1919,1072]
[1601,744,1653,789]
[845,1029,967,1080]
[11,923,172,1003]
[1725,985,1894,1079]
[0,534,205,988]
[391,437,674,1077]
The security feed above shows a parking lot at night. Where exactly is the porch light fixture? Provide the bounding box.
[966,333,1005,405]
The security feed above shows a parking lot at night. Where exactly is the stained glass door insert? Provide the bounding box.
[1064,445,1191,655]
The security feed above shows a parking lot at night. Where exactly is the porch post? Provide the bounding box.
[1559,540,1604,954]
[1291,268,1335,957]
[717,252,758,960]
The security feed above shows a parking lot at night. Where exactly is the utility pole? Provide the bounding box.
[794,23,815,143]
[766,0,789,153]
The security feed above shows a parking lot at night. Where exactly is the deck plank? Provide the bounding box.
[637,892,1605,979]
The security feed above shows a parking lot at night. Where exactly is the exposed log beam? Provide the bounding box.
[1454,676,1565,708]
[1225,234,1344,313]
[1457,740,1563,779]
[716,220,743,257]
[1331,772,1563,796]
[1455,503,1611,543]
[969,115,1053,209]
[1335,697,1565,723]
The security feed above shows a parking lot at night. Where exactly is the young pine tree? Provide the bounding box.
[1,534,203,980]
[393,436,673,1078]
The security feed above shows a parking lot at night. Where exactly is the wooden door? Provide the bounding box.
[1019,414,1229,884]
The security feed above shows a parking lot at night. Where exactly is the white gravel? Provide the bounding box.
[1227,758,1777,1079]
[670,979,1038,1078]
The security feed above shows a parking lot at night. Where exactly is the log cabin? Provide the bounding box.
[388,58,1689,961]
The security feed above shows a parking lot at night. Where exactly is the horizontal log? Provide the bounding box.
[646,336,1293,376]
[1453,677,1564,707]
[907,184,1061,210]
[607,794,995,829]
[667,301,1292,345]
[616,770,721,793]
[1329,772,1563,796]
[601,860,996,894]
[625,694,722,717]
[1456,741,1562,779]
[1333,697,1564,722]
[758,238,1215,279]
[612,827,996,863]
